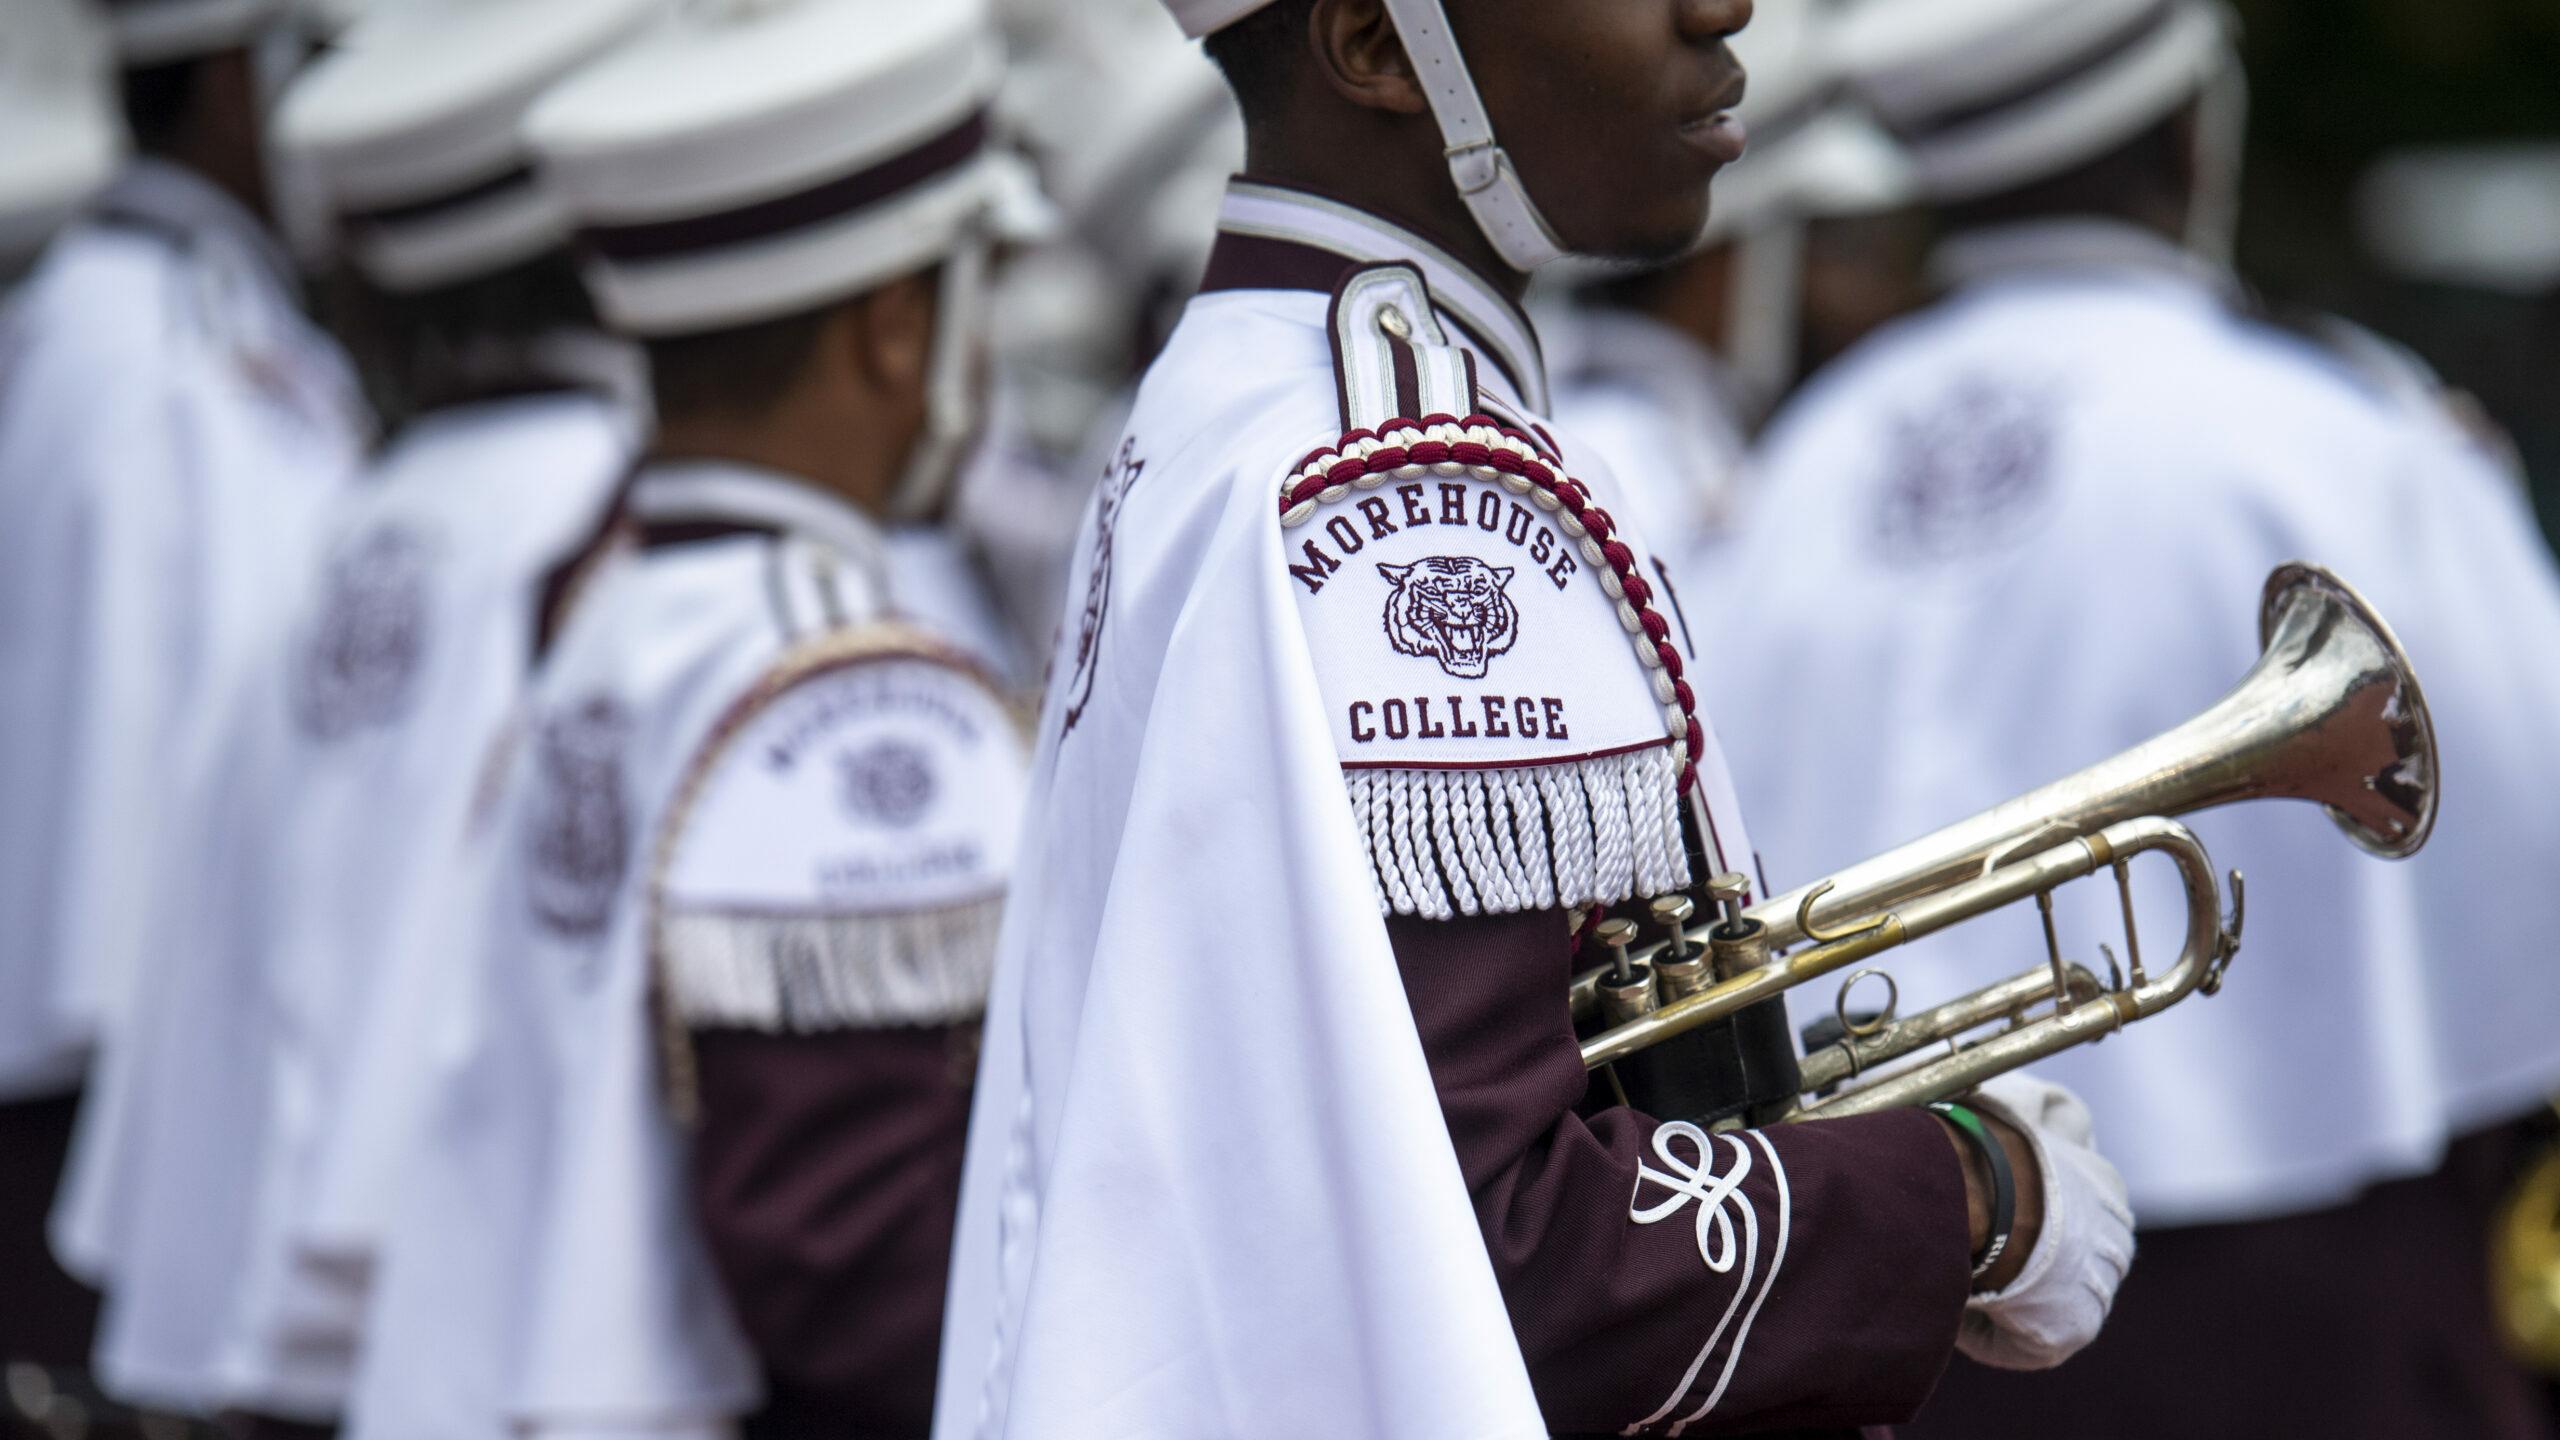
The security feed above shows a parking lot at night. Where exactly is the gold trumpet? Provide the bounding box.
[1573,562,2437,1120]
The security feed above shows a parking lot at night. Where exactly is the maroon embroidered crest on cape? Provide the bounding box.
[1872,376,2057,566]
[295,522,435,741]
[527,693,632,937]
[1061,438,1144,737]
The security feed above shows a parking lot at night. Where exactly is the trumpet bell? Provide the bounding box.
[2255,561,2435,858]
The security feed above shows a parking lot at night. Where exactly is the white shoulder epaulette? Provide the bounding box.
[647,623,1028,1095]
[1279,263,1698,920]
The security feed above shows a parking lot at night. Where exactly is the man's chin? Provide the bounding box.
[1571,209,1715,267]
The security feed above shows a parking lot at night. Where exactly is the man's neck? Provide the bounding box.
[645,425,895,524]
[1244,128,1526,302]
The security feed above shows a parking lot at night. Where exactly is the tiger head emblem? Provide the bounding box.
[1379,557,1520,679]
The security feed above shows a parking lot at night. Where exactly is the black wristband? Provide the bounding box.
[1930,1101,2015,1282]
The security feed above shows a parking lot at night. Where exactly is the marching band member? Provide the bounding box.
[0,0,124,1393]
[351,3,1031,1436]
[0,0,367,1412]
[46,2,656,1427]
[1712,0,2560,1434]
[934,2,2133,1437]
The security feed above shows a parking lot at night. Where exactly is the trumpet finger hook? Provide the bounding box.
[1798,879,1892,945]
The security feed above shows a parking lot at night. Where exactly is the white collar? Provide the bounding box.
[628,459,888,581]
[1212,178,1550,413]
[93,157,301,303]
[1928,217,2244,307]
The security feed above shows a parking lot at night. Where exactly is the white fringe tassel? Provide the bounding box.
[1348,747,1690,919]
[659,895,1002,1031]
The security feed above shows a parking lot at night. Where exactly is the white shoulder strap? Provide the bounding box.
[1332,263,1480,432]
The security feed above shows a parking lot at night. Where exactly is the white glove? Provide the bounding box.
[1952,1071,2134,1370]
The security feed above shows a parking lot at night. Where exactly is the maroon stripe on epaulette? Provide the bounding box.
[1387,333,1423,421]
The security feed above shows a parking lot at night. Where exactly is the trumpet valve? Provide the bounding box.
[1647,895,1709,1001]
[1594,917,1658,1025]
[1704,871,1750,926]
[1649,894,1696,959]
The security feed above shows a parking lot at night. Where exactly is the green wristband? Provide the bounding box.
[1930,1101,2014,1282]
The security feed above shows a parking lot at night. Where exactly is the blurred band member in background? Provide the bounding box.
[1713,0,2560,1434]
[350,3,1033,1436]
[45,2,657,1432]
[0,0,125,1405]
[0,0,368,1417]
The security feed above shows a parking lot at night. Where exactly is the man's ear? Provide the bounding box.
[843,269,939,397]
[1309,0,1427,116]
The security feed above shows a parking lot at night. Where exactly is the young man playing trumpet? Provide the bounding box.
[935,2,2134,1436]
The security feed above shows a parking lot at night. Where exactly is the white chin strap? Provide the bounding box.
[2183,47,2248,271]
[889,230,991,523]
[1377,0,1570,272]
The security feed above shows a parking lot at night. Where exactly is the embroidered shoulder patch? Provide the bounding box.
[650,626,1028,1037]
[1281,265,1696,919]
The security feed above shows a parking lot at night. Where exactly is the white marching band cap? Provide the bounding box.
[1833,0,2234,205]
[271,0,662,293]
[0,0,125,267]
[1161,0,1264,39]
[525,0,1008,337]
[102,0,294,64]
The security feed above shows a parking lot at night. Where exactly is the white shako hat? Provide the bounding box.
[271,0,661,293]
[0,0,125,268]
[526,0,1005,337]
[1164,0,1572,272]
[103,0,294,64]
[1832,0,2234,206]
[529,0,1010,518]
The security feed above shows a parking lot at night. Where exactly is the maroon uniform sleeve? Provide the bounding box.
[685,1024,976,1440]
[1387,909,1970,1437]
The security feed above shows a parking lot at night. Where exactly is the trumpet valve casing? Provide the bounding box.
[1656,948,1711,1003]
[1598,964,1660,1027]
[1709,917,1771,982]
